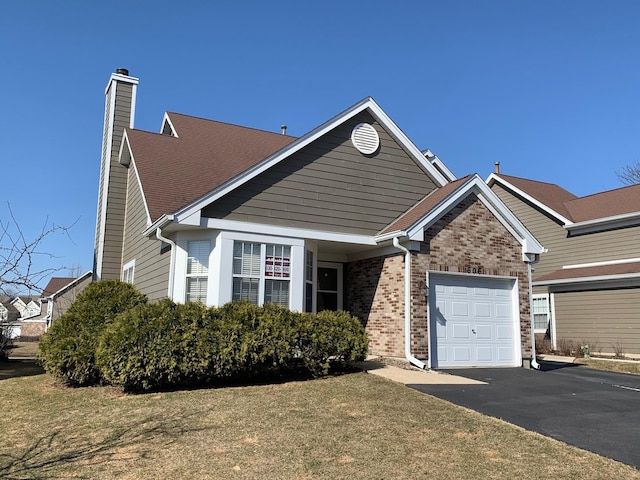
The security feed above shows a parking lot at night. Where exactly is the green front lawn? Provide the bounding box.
[0,366,637,479]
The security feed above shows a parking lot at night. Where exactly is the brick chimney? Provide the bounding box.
[93,68,139,280]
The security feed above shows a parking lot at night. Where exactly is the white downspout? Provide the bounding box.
[392,237,426,369]
[527,255,541,370]
[156,228,176,300]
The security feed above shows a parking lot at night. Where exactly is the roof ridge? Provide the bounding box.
[166,111,297,139]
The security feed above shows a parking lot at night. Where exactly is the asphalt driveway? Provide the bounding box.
[409,361,640,469]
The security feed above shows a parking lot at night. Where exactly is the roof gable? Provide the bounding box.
[125,113,296,223]
[167,98,450,227]
[488,173,640,233]
[378,174,545,257]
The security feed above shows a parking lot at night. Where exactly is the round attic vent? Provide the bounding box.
[351,123,379,154]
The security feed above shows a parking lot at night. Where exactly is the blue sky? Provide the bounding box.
[2,1,639,292]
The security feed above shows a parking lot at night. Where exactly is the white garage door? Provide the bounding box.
[429,273,518,368]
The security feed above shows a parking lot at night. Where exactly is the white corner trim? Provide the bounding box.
[563,257,640,269]
[120,141,153,228]
[172,97,449,223]
[486,173,573,226]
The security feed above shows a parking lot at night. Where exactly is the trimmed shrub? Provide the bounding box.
[298,310,368,376]
[37,280,147,386]
[96,300,216,391]
[97,301,368,392]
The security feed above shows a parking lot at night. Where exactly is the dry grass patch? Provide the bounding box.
[0,371,638,479]
[575,358,640,375]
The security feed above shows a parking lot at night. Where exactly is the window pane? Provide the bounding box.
[233,277,259,304]
[188,241,209,275]
[265,279,289,306]
[306,251,313,282]
[305,282,313,313]
[186,277,208,303]
[265,244,290,278]
[233,242,260,276]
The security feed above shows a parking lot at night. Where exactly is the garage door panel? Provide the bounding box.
[475,324,492,339]
[476,346,493,362]
[451,301,469,317]
[474,303,491,317]
[429,273,517,368]
[453,347,471,362]
[452,323,471,339]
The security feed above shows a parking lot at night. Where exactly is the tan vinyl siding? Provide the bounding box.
[203,112,437,235]
[121,167,170,301]
[554,288,640,355]
[98,82,134,279]
[492,183,640,277]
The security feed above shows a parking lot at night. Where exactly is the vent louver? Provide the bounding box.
[351,123,379,154]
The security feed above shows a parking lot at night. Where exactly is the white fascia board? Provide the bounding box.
[173,97,449,224]
[533,272,640,287]
[123,146,153,228]
[563,257,640,269]
[202,218,377,246]
[104,72,139,95]
[405,175,545,255]
[142,214,175,237]
[565,212,640,235]
[51,271,93,299]
[486,173,573,226]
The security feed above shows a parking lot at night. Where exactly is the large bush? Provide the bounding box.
[37,280,147,386]
[97,301,368,392]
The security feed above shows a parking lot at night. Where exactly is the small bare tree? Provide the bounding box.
[0,204,74,357]
[617,160,640,186]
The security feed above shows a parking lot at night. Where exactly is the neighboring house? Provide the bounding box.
[0,296,42,339]
[488,172,640,356]
[41,272,93,328]
[93,68,544,369]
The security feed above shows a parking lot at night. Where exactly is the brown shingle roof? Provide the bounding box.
[128,113,296,223]
[563,183,640,223]
[496,174,640,224]
[378,176,471,235]
[42,277,76,297]
[496,174,577,220]
[534,261,640,283]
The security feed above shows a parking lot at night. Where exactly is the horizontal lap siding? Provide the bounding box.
[554,289,640,355]
[122,168,170,301]
[100,82,134,279]
[203,111,437,235]
[492,183,640,277]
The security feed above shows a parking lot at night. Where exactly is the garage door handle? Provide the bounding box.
[472,329,476,334]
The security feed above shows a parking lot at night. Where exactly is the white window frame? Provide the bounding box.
[186,240,210,304]
[232,241,292,307]
[532,293,551,333]
[122,259,135,284]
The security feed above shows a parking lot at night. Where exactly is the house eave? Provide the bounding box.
[565,212,640,235]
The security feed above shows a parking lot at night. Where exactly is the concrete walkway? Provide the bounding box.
[353,357,486,385]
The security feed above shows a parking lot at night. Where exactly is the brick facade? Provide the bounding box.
[346,194,531,364]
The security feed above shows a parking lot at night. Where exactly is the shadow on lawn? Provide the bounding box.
[0,360,45,381]
[0,413,206,479]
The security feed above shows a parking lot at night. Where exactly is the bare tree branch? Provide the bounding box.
[617,160,640,186]
[0,203,76,296]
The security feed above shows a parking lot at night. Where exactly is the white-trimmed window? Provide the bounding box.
[0,305,7,321]
[122,260,135,284]
[304,250,314,313]
[186,241,209,303]
[533,294,550,333]
[232,241,291,306]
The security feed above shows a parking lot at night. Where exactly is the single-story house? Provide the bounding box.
[488,171,640,357]
[94,68,545,368]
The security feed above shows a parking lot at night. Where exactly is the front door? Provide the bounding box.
[317,262,343,311]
